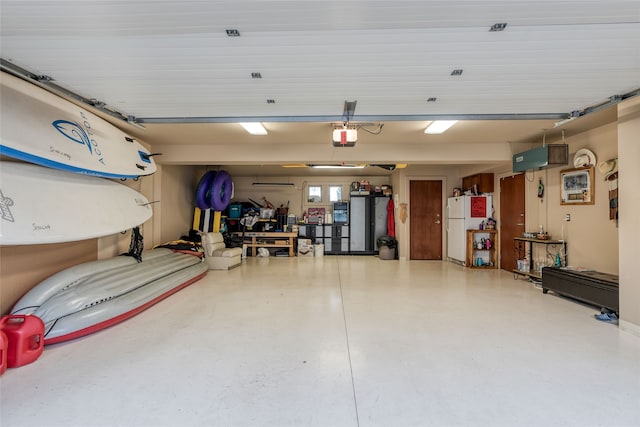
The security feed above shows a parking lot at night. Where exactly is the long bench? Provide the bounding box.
[541,267,619,312]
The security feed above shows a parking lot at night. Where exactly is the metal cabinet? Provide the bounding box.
[323,225,350,254]
[349,195,390,254]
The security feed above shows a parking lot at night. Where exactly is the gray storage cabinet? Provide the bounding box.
[349,195,389,254]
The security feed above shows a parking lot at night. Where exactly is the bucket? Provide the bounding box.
[379,246,395,260]
[0,330,8,375]
[314,244,324,257]
[0,315,45,368]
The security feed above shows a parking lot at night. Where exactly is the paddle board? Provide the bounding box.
[0,161,152,245]
[11,248,208,344]
[0,72,156,179]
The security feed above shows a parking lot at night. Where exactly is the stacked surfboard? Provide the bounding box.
[0,72,156,245]
[1,73,208,345]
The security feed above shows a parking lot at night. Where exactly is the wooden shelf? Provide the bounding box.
[466,229,498,269]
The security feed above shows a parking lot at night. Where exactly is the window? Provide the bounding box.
[329,185,342,202]
[308,185,322,203]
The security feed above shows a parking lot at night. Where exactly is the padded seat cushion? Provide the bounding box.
[213,247,242,258]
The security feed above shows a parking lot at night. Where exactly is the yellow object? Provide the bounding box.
[213,211,221,232]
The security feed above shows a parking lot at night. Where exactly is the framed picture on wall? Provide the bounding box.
[560,166,595,205]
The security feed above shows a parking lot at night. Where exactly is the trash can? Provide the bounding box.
[377,235,397,260]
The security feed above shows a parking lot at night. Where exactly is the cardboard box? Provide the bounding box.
[297,239,314,257]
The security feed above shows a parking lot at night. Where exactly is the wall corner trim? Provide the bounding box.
[618,320,640,338]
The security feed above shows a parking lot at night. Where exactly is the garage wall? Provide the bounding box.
[525,122,619,274]
[229,175,392,219]
[617,97,640,333]
[395,165,461,260]
[158,165,199,243]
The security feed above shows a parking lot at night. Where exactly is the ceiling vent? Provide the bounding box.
[512,144,569,172]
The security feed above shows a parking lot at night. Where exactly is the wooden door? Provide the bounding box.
[500,174,525,271]
[409,180,442,260]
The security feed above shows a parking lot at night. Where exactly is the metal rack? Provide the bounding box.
[513,236,568,280]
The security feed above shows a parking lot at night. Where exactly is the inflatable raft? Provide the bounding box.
[11,249,207,344]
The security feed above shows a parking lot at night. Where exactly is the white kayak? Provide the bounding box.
[11,249,208,344]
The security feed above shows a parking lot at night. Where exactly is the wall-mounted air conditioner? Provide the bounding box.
[512,144,569,172]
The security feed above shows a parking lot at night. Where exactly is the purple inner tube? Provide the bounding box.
[195,171,216,209]
[209,170,233,211]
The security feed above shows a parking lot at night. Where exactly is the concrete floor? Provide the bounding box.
[2,256,639,427]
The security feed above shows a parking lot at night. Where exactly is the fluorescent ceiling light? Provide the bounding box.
[309,164,366,169]
[424,120,458,134]
[240,122,267,135]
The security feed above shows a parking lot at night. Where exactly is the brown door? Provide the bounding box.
[410,180,442,260]
[500,174,526,271]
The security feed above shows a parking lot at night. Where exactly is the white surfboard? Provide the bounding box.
[0,161,153,245]
[0,72,157,179]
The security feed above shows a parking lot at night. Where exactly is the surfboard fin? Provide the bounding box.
[140,152,163,160]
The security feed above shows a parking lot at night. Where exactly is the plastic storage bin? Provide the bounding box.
[228,203,242,219]
[0,315,45,368]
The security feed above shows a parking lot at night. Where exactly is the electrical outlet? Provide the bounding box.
[565,214,571,222]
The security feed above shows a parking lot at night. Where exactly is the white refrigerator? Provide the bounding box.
[447,195,493,264]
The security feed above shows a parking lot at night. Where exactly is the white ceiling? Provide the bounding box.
[1,1,639,176]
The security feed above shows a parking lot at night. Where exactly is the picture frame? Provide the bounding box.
[560,166,594,205]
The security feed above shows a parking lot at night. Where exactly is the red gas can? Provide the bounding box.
[0,330,8,375]
[0,315,45,368]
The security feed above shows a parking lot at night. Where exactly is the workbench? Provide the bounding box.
[233,232,297,257]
